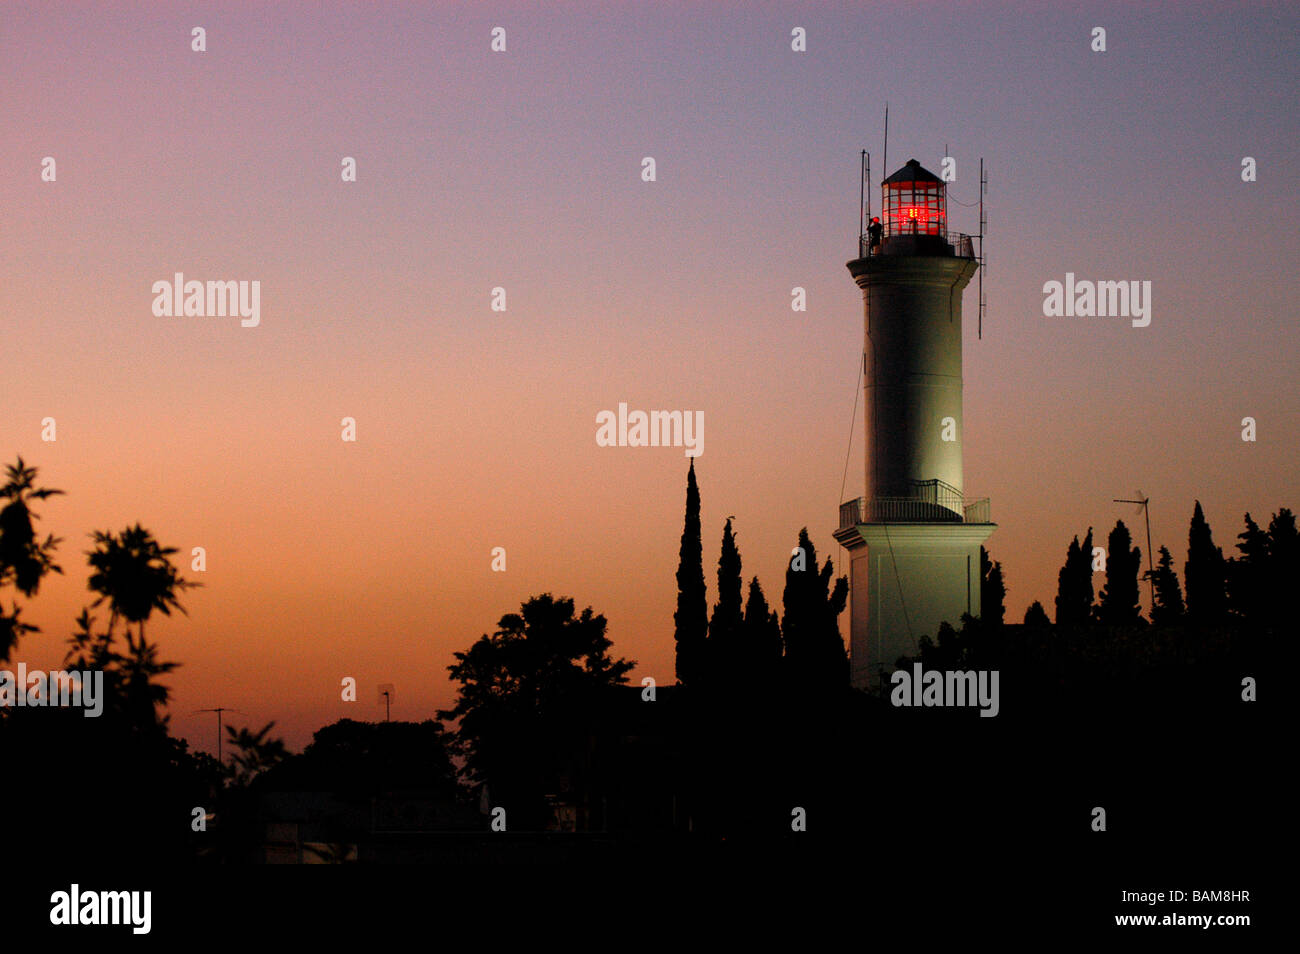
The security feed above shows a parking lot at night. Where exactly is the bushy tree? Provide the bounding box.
[440,594,634,827]
[225,721,289,786]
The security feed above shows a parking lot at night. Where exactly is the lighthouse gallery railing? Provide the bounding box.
[858,230,975,260]
[839,495,992,528]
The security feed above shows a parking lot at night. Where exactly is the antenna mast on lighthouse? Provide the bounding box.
[979,159,988,338]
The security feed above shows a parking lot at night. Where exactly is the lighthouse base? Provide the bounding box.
[833,522,996,690]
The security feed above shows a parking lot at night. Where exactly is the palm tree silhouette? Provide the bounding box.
[86,524,200,645]
[120,630,181,729]
[0,457,63,661]
[83,524,199,727]
[225,721,288,785]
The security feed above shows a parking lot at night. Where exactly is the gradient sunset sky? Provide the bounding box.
[3,1,1296,753]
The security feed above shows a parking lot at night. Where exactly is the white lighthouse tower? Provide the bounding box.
[834,158,995,689]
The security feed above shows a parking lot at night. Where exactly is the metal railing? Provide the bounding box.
[839,493,992,528]
[858,230,975,259]
[910,478,962,511]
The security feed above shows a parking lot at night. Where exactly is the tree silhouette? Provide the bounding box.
[1184,501,1226,626]
[673,460,708,687]
[440,594,634,828]
[0,469,214,863]
[86,524,201,647]
[64,607,106,671]
[76,524,197,731]
[60,606,183,734]
[1023,600,1051,628]
[225,721,289,786]
[1097,520,1143,625]
[274,718,459,795]
[915,613,984,671]
[742,576,782,686]
[0,457,63,661]
[781,528,848,692]
[1054,536,1080,625]
[119,630,182,731]
[980,546,1005,627]
[1265,509,1298,632]
[707,517,743,684]
[1226,513,1268,626]
[1054,528,1095,626]
[1150,545,1185,627]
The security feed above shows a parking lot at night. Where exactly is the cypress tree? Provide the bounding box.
[1150,545,1184,627]
[1185,501,1226,626]
[1227,513,1268,625]
[708,518,744,683]
[1097,519,1142,625]
[742,576,782,685]
[1054,537,1080,625]
[980,545,1006,627]
[673,459,708,686]
[1023,600,1051,628]
[1054,529,1095,626]
[1078,527,1096,621]
[781,529,848,690]
[781,528,816,678]
[1265,508,1298,632]
[815,554,849,688]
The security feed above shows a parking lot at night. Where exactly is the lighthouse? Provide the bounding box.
[834,158,995,689]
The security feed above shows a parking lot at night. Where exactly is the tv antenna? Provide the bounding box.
[195,707,244,764]
[978,158,988,339]
[1113,491,1155,611]
[859,149,869,257]
[931,143,987,338]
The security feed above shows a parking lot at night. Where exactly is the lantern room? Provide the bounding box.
[882,158,946,238]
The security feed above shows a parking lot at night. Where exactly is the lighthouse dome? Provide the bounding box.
[882,158,944,184]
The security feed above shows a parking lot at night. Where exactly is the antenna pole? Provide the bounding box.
[1142,499,1155,610]
[197,707,231,763]
[883,104,889,183]
[860,150,866,256]
[978,157,987,339]
[1113,497,1157,616]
